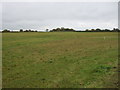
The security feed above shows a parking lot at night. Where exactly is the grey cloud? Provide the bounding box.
[2,2,118,30]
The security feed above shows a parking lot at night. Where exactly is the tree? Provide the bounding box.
[91,29,95,32]
[85,29,89,32]
[46,29,49,32]
[20,29,23,32]
[2,29,10,32]
[112,28,119,32]
[104,29,110,32]
[50,27,75,32]
[96,28,101,32]
[24,30,29,32]
[28,29,31,32]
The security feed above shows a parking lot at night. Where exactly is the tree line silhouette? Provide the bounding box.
[1,27,120,32]
[50,27,75,32]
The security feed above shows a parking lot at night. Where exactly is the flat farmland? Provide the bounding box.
[2,32,118,88]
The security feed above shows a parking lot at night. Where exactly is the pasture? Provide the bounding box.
[2,32,118,88]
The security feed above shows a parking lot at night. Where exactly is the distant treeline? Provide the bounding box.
[77,28,120,32]
[50,27,75,32]
[2,29,38,33]
[1,27,120,32]
[50,27,120,32]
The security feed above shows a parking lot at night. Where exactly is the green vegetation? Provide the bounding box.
[2,28,119,32]
[2,32,118,88]
[50,27,75,32]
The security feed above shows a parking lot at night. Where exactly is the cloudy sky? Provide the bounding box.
[1,2,118,31]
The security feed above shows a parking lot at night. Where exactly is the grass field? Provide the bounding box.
[2,32,118,88]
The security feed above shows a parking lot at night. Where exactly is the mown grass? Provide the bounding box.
[2,32,118,88]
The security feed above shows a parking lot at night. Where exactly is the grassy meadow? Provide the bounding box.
[2,32,118,88]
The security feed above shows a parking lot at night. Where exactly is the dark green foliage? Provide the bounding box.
[46,29,49,32]
[2,29,10,32]
[112,28,120,32]
[50,27,75,32]
[2,28,120,33]
[20,29,23,32]
[24,29,38,32]
[24,30,29,32]
[83,28,120,32]
[93,65,112,74]
[96,28,101,32]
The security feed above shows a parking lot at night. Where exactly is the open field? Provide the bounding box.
[2,32,118,88]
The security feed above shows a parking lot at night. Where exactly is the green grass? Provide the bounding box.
[2,32,118,88]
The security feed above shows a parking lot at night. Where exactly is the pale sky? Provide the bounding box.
[0,1,118,31]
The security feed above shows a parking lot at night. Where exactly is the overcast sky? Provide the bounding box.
[1,2,118,31]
